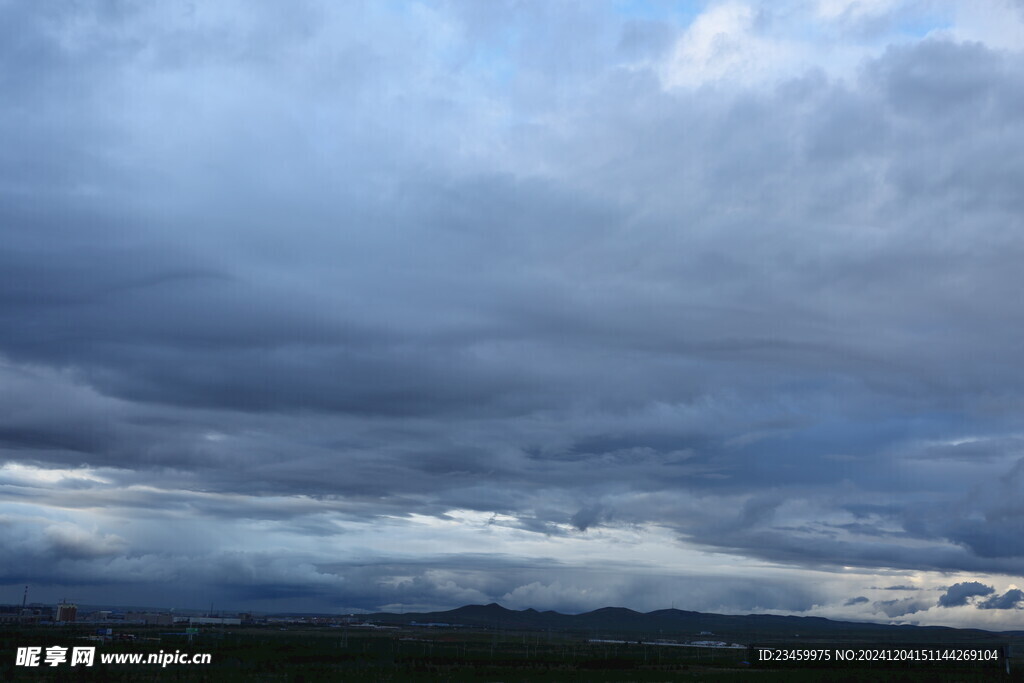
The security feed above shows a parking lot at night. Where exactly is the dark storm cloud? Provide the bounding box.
[937,582,995,608]
[844,596,869,606]
[978,589,1024,610]
[3,0,1024,613]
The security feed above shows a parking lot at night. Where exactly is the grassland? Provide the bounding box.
[3,623,1021,681]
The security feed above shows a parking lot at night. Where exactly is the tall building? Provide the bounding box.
[56,603,77,622]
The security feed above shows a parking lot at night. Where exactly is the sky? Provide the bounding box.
[2,0,1024,629]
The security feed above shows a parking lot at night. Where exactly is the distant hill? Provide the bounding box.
[367,603,1020,644]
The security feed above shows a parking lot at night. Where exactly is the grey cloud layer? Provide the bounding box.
[3,1,1024,613]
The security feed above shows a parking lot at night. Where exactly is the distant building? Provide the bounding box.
[56,603,78,622]
[0,604,52,623]
[125,612,174,626]
[0,612,42,625]
[184,616,241,626]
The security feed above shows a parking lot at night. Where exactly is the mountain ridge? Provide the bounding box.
[367,603,1022,642]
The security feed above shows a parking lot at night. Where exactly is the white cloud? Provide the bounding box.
[949,0,1024,51]
[816,0,900,22]
[660,2,800,88]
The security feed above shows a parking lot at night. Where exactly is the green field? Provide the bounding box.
[3,624,1021,681]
